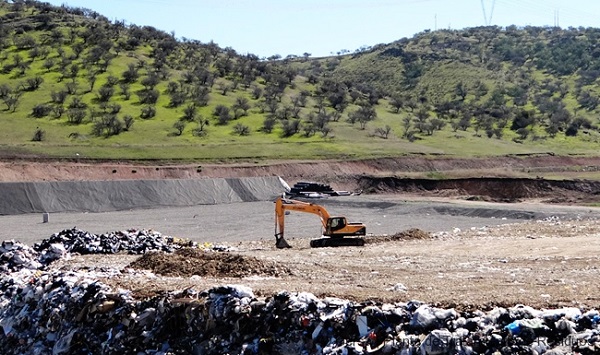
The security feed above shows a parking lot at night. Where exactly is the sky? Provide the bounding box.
[43,0,600,58]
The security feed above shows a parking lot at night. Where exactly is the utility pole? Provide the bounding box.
[480,0,496,26]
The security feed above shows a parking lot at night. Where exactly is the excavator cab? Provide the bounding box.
[325,217,347,235]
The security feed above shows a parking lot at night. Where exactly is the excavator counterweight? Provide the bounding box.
[274,197,366,248]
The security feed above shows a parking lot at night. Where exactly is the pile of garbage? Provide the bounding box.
[1,228,191,274]
[1,229,600,354]
[35,227,188,257]
[0,270,599,354]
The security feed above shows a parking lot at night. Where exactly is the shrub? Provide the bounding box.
[31,104,52,118]
[32,128,45,142]
[140,105,156,119]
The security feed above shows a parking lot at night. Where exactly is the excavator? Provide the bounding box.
[274,197,367,248]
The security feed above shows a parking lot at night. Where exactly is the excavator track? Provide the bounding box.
[310,237,365,248]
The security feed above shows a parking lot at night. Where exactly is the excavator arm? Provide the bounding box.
[274,197,366,248]
[275,198,329,248]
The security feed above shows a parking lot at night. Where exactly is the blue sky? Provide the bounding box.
[44,0,600,58]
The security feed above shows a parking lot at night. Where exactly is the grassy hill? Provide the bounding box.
[2,1,600,162]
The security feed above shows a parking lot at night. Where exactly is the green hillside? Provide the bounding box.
[2,1,600,161]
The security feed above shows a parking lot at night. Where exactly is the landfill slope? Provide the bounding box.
[0,176,287,215]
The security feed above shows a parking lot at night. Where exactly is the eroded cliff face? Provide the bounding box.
[3,155,600,181]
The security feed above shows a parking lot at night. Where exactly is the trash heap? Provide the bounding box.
[1,227,192,273]
[1,229,599,354]
[34,227,189,258]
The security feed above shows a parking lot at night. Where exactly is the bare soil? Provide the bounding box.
[57,218,600,310]
[7,156,600,309]
[128,248,292,278]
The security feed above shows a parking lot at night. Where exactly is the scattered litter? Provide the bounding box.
[0,229,599,354]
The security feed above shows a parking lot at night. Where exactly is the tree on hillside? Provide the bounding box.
[121,63,139,83]
[251,85,263,100]
[348,104,377,130]
[545,108,572,138]
[92,114,123,137]
[96,86,114,102]
[140,105,156,119]
[140,74,160,90]
[24,76,43,91]
[137,89,159,105]
[190,85,210,107]
[414,106,430,134]
[66,108,86,124]
[119,83,131,100]
[473,80,488,100]
[216,80,230,96]
[42,58,54,72]
[451,109,472,132]
[182,104,197,121]
[31,103,52,118]
[232,96,251,117]
[233,123,250,136]
[454,81,468,101]
[32,127,45,142]
[510,109,536,132]
[2,91,21,112]
[374,125,392,139]
[401,116,412,139]
[173,120,186,136]
[261,116,276,133]
[576,90,600,111]
[86,73,97,92]
[213,105,231,125]
[389,93,405,113]
[281,119,302,137]
[192,115,210,137]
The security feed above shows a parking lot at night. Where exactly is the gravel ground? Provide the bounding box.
[2,194,598,246]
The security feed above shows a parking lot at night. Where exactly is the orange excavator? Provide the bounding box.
[274,197,367,248]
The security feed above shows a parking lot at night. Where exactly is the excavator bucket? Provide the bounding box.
[275,233,291,249]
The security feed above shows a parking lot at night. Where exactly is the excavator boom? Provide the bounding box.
[274,197,366,248]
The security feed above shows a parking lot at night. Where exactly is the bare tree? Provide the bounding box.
[374,125,392,139]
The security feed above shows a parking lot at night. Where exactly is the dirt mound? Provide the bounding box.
[365,228,431,244]
[127,248,291,277]
[359,176,600,204]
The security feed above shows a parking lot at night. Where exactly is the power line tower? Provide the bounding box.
[480,0,496,26]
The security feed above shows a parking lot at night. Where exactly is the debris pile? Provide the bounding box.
[0,240,42,273]
[366,228,431,244]
[1,229,600,354]
[1,228,229,275]
[128,248,291,277]
[0,270,599,354]
[34,227,188,258]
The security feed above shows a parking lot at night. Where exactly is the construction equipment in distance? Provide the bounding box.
[274,197,366,248]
